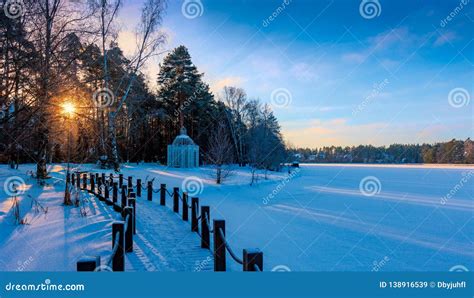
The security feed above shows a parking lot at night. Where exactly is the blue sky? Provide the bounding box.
[118,0,473,148]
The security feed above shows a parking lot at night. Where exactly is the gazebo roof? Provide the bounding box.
[172,127,196,146]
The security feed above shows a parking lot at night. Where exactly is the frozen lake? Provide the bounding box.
[193,164,474,271]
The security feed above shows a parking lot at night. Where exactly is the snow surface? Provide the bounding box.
[0,164,212,272]
[0,163,472,272]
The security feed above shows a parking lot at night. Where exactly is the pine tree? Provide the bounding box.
[157,45,216,149]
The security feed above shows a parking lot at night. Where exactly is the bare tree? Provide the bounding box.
[25,0,97,178]
[97,0,122,166]
[219,86,248,166]
[107,0,167,171]
[206,120,234,184]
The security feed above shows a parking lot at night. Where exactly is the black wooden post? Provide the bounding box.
[76,174,81,188]
[127,176,132,189]
[97,177,102,196]
[95,173,99,184]
[243,249,263,272]
[112,183,118,203]
[76,256,100,271]
[66,173,71,184]
[82,174,87,190]
[121,185,128,210]
[90,174,95,193]
[136,179,142,197]
[109,173,114,184]
[173,187,179,213]
[119,174,123,188]
[112,222,125,271]
[112,183,120,212]
[128,187,133,197]
[160,184,166,206]
[147,181,153,201]
[71,173,75,186]
[213,220,226,271]
[128,195,136,235]
[191,197,199,232]
[105,184,111,205]
[123,206,133,253]
[201,206,210,249]
[182,192,189,221]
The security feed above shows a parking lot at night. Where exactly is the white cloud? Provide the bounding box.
[282,118,391,147]
[342,52,367,64]
[210,76,245,94]
[433,31,457,46]
[117,30,138,56]
[290,62,319,81]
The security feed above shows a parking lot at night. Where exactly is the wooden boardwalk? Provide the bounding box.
[124,198,213,272]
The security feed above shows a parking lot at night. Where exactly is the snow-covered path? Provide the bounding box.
[130,198,213,272]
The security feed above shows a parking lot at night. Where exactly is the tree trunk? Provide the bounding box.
[108,114,120,172]
[216,166,222,185]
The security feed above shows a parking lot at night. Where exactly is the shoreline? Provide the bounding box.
[300,163,474,170]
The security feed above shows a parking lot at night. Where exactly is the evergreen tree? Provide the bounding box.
[157,45,216,151]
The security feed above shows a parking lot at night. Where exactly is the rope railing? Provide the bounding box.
[106,231,121,268]
[124,214,130,234]
[204,212,214,233]
[217,227,243,265]
[193,200,200,215]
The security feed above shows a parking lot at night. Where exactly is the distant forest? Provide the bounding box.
[290,139,474,164]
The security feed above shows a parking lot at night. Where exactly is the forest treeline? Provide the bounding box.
[291,139,474,164]
[1,0,469,178]
[0,0,286,175]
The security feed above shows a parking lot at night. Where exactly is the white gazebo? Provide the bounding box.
[167,127,199,168]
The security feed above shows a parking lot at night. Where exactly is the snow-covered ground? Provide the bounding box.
[0,163,472,271]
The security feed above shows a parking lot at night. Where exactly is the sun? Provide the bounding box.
[62,102,76,117]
